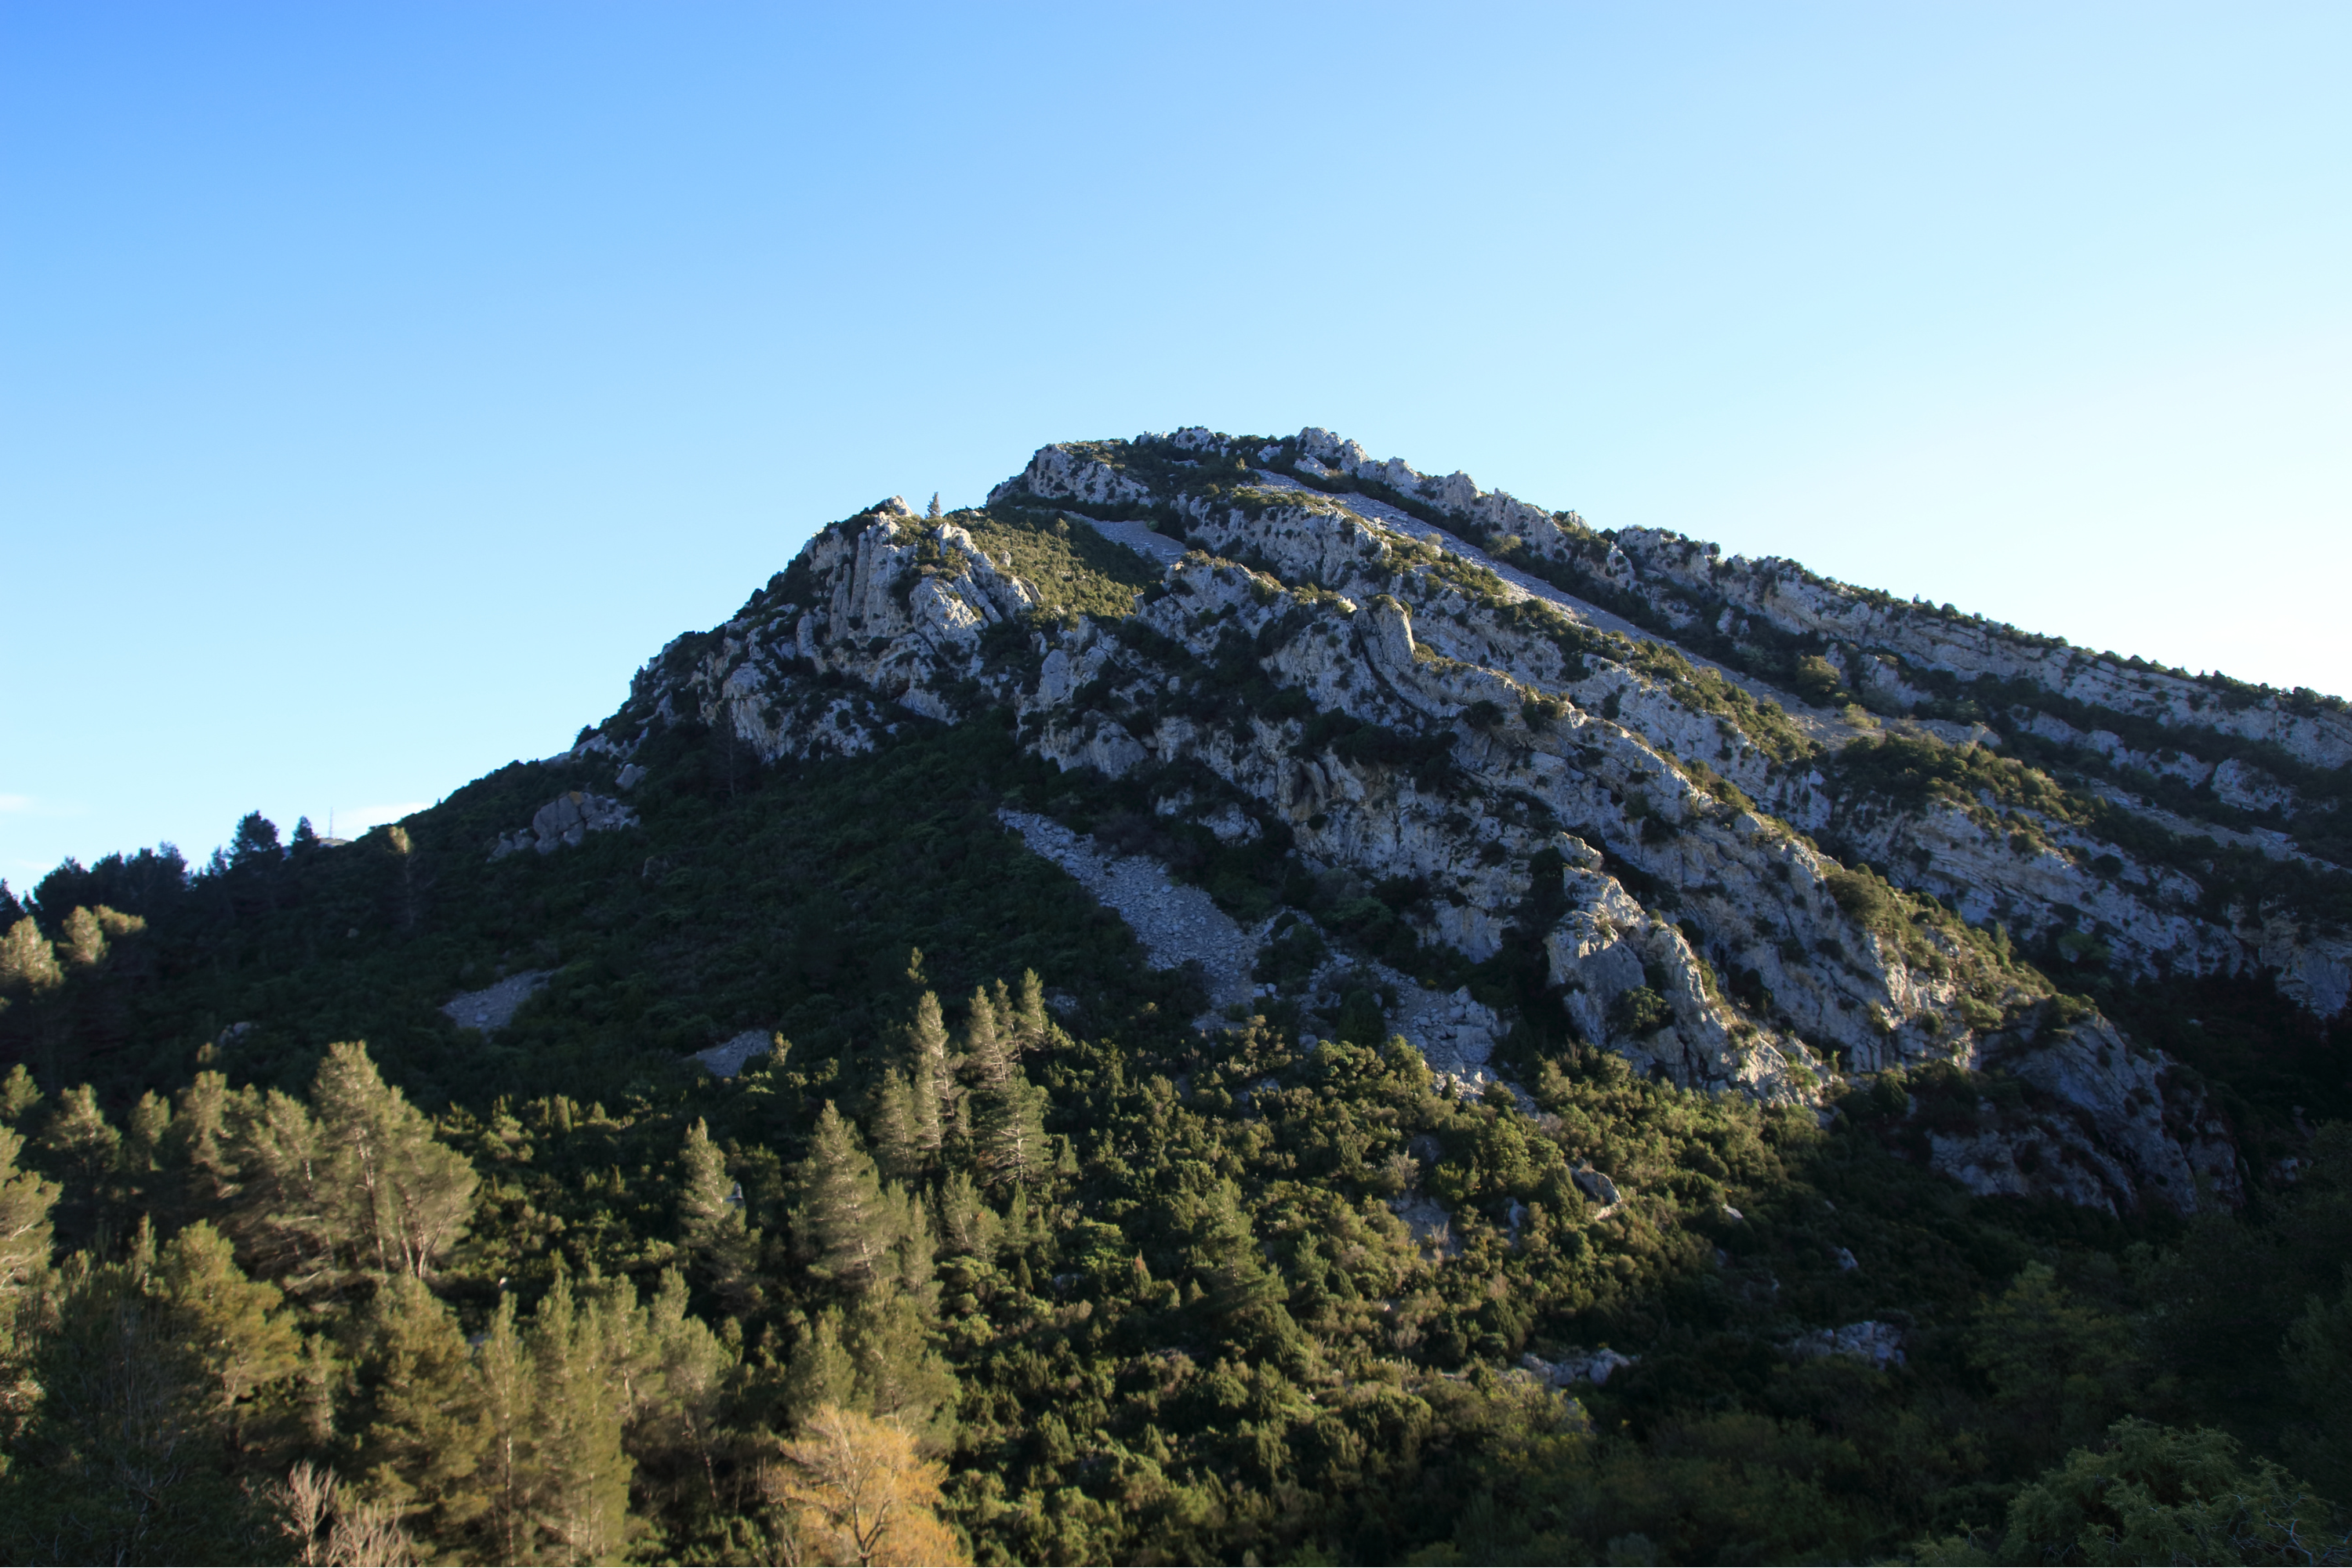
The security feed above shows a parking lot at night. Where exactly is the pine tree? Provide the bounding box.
[963,992,1049,1195]
[869,1070,924,1185]
[0,916,61,995]
[229,811,282,868]
[847,1287,958,1445]
[906,992,949,1161]
[524,1271,634,1563]
[796,1104,895,1297]
[932,1169,1000,1263]
[0,1122,60,1289]
[56,906,107,970]
[677,1118,752,1301]
[927,492,943,519]
[42,1084,122,1240]
[223,1087,337,1288]
[1011,968,1050,1051]
[470,1294,535,1565]
[628,1268,735,1511]
[351,1273,490,1553]
[0,1063,42,1124]
[2,1246,278,1561]
[310,1042,477,1278]
[169,1069,238,1207]
[154,1220,303,1461]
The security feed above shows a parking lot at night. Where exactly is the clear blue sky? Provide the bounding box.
[5,2,2347,889]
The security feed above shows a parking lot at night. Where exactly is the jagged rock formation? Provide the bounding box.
[580,426,2352,1216]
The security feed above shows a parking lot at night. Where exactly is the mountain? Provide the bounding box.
[2,426,2349,1564]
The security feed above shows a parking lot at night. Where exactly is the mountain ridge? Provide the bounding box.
[554,423,2350,1217]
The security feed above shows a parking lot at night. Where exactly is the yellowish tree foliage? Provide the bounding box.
[760,1404,966,1567]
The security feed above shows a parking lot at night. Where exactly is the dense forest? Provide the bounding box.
[2,700,2350,1566]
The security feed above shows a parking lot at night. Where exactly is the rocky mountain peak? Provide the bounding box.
[578,426,2351,1215]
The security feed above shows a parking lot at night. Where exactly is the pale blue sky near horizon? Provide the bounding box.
[4,2,2348,891]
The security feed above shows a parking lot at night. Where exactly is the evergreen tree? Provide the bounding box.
[0,1122,60,1289]
[310,1042,478,1278]
[223,1087,337,1289]
[0,1250,277,1562]
[42,1084,122,1241]
[932,1169,1000,1263]
[470,1294,535,1565]
[626,1268,735,1512]
[0,1062,42,1124]
[962,985,1006,1095]
[869,1069,924,1185]
[784,1311,856,1428]
[291,815,321,851]
[351,1273,490,1554]
[168,1069,238,1207]
[154,1219,303,1463]
[906,992,949,1161]
[796,1103,895,1298]
[0,916,62,996]
[124,1090,170,1174]
[1011,967,1050,1050]
[677,1117,753,1301]
[228,811,282,869]
[847,1287,958,1445]
[56,906,107,970]
[524,1270,634,1562]
[0,879,19,927]
[962,993,1048,1194]
[927,492,943,519]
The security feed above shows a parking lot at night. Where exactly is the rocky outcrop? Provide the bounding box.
[582,426,2348,1216]
[491,792,640,858]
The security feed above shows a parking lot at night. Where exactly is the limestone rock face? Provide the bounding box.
[491,792,639,859]
[590,426,2352,1217]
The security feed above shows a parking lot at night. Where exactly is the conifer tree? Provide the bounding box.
[471,1294,535,1565]
[154,1220,303,1461]
[223,1087,336,1288]
[781,1308,858,1425]
[961,986,1008,1098]
[1,1244,277,1561]
[0,1122,60,1289]
[906,991,949,1161]
[310,1042,477,1278]
[1012,968,1050,1050]
[796,1103,895,1297]
[626,1268,734,1510]
[124,1091,170,1174]
[56,906,107,970]
[677,1118,753,1301]
[351,1272,489,1553]
[0,916,62,996]
[932,1169,1000,1263]
[869,1070,924,1185]
[927,492,943,519]
[168,1069,238,1207]
[524,1270,634,1563]
[42,1084,122,1240]
[0,1063,42,1124]
[847,1287,958,1445]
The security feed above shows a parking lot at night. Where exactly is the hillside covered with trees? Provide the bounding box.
[5,428,2352,1564]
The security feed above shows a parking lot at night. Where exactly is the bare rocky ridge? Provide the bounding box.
[585,425,2350,1216]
